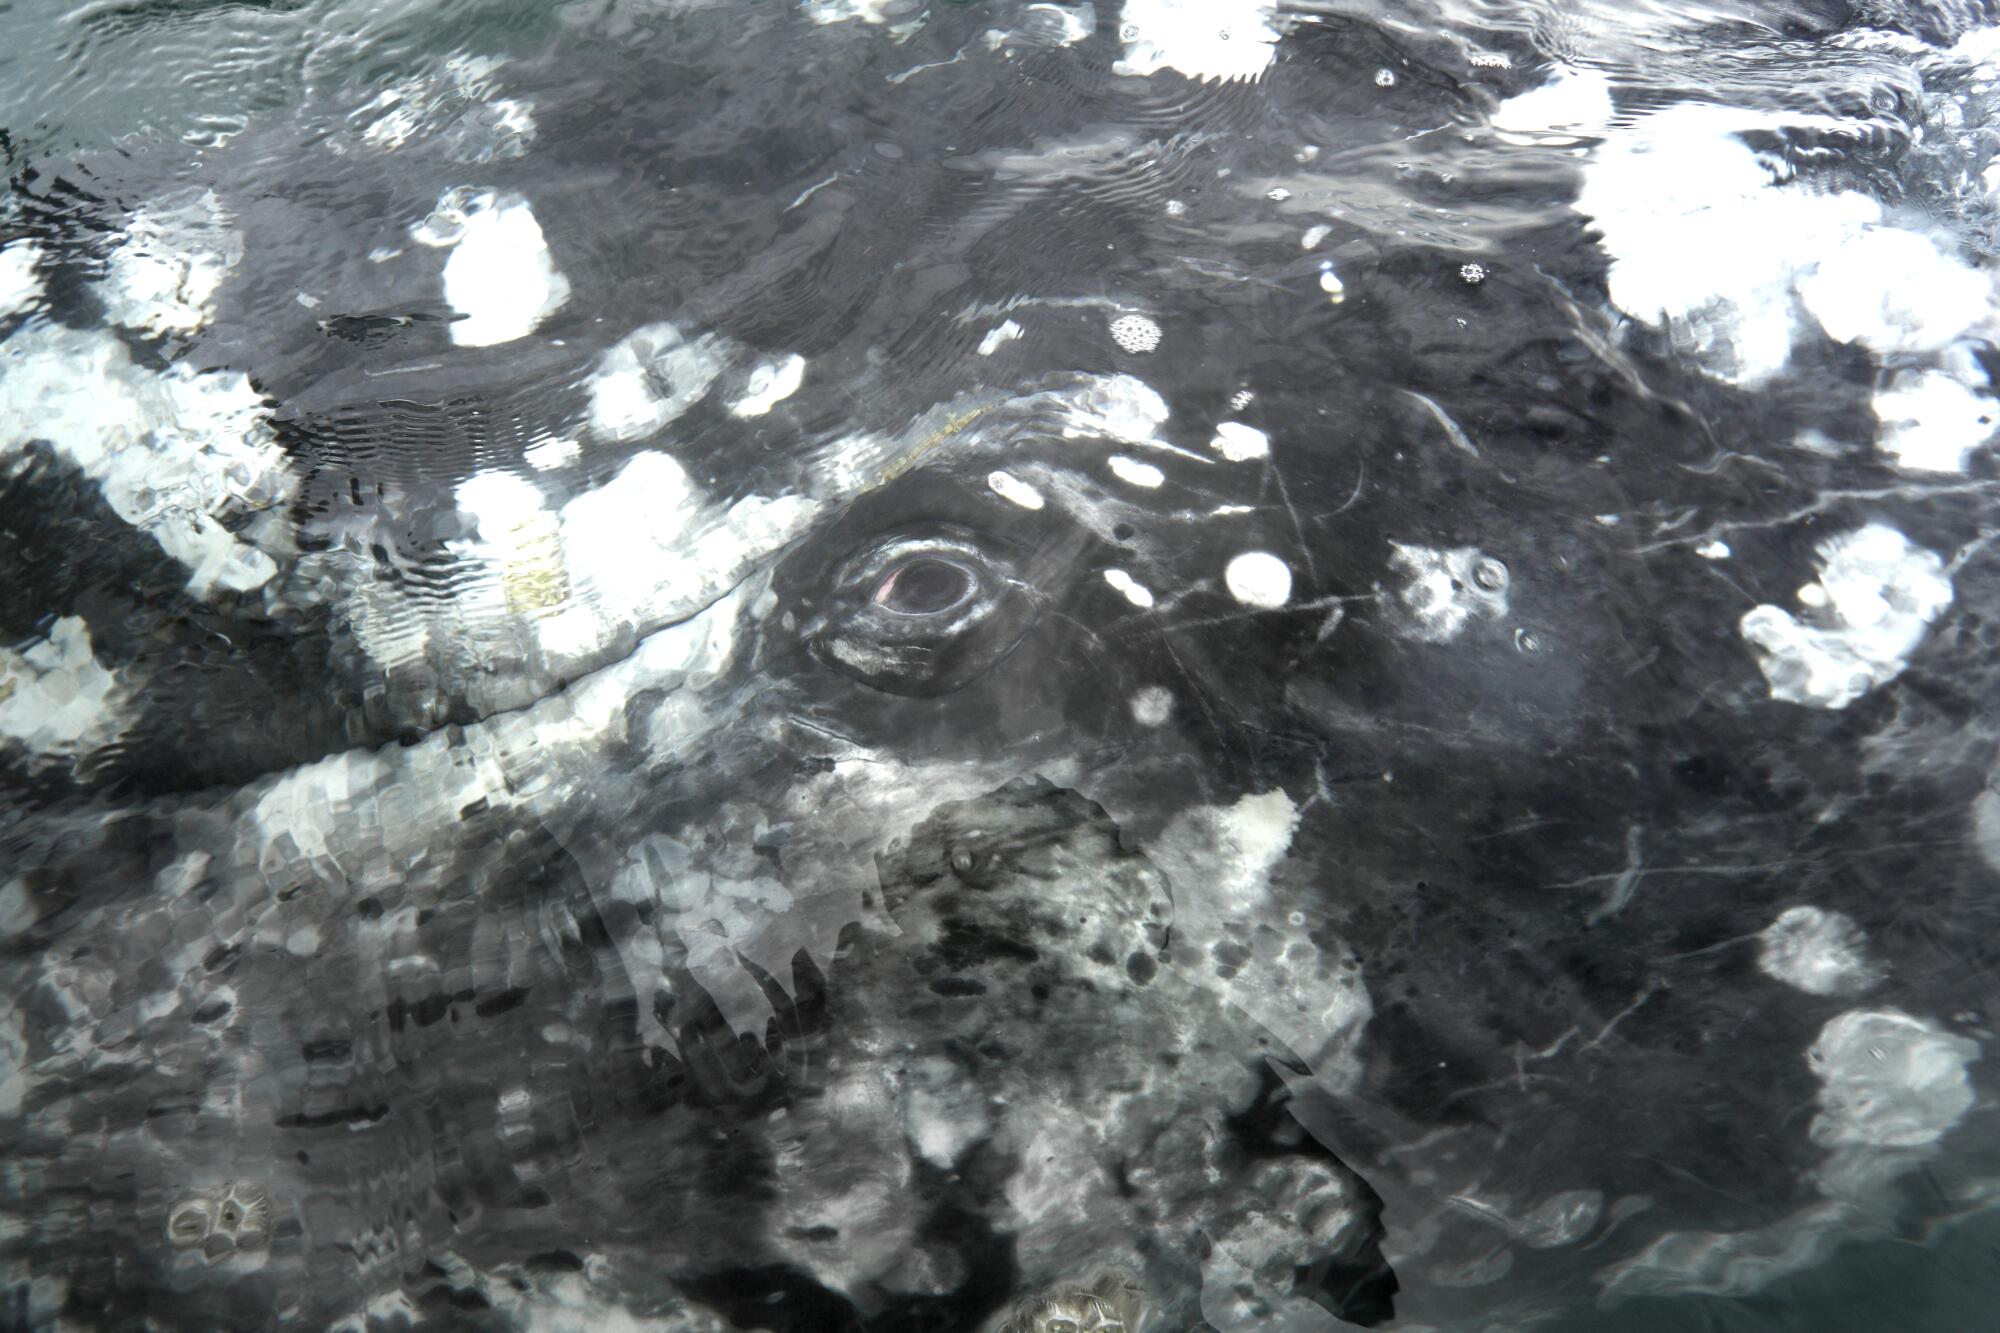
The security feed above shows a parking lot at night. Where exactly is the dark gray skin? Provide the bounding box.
[6,3,2000,1332]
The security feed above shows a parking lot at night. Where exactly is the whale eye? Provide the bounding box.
[812,529,1040,696]
[874,558,974,616]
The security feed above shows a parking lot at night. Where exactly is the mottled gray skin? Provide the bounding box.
[7,3,2000,1332]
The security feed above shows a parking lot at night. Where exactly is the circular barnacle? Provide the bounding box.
[949,846,979,878]
[167,1198,214,1249]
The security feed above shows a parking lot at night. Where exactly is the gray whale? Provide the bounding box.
[3,2,1998,1330]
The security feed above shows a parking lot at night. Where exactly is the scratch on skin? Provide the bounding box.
[1586,824,1644,925]
[786,173,840,211]
[1401,389,1480,457]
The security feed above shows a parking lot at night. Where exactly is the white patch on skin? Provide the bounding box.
[351,54,537,162]
[1799,227,1990,358]
[1129,685,1173,727]
[99,191,241,336]
[1577,106,1988,385]
[439,194,571,347]
[1109,313,1162,353]
[976,319,1023,355]
[587,323,730,441]
[986,470,1045,510]
[729,354,806,417]
[1318,262,1346,301]
[410,186,488,247]
[523,436,581,471]
[1697,540,1732,560]
[454,470,569,616]
[1021,3,1095,46]
[560,453,812,629]
[1225,551,1292,608]
[1113,0,1281,84]
[1301,224,1331,250]
[1106,455,1164,488]
[1491,65,1615,143]
[1757,907,1884,996]
[0,618,128,759]
[0,323,291,596]
[1388,543,1509,642]
[1872,369,1997,473]
[1151,791,1373,1093]
[804,0,907,25]
[1809,1009,1978,1150]
[1102,568,1156,608]
[0,242,44,317]
[1739,524,1953,710]
[1058,374,1175,449]
[1210,421,1270,461]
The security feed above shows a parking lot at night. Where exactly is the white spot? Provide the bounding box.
[1228,389,1255,411]
[1265,187,1292,202]
[1301,225,1331,250]
[1107,455,1165,488]
[0,242,44,317]
[439,194,570,347]
[1210,421,1270,461]
[1225,551,1292,608]
[1739,524,1953,709]
[1388,544,1509,642]
[1164,199,1187,216]
[99,192,240,336]
[1109,313,1162,353]
[0,618,128,760]
[986,470,1045,510]
[1318,261,1346,302]
[1491,66,1614,143]
[1872,368,1996,474]
[977,320,1023,355]
[1809,1009,1978,1149]
[1112,0,1280,84]
[1697,540,1732,560]
[523,436,581,471]
[729,354,806,418]
[1757,908,1883,996]
[587,323,729,441]
[1103,568,1156,608]
[1130,686,1173,727]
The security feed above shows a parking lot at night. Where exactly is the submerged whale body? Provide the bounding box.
[3,1,1999,1329]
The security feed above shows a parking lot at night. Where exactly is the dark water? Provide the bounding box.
[3,2,2000,1331]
